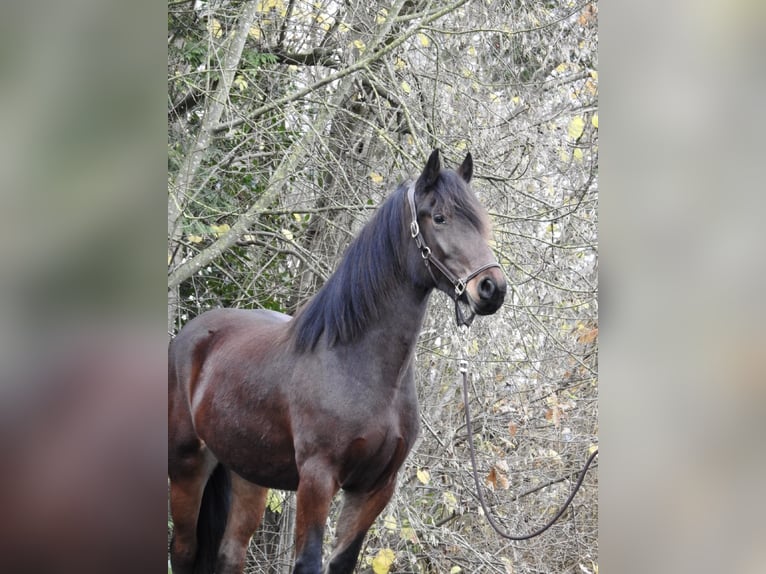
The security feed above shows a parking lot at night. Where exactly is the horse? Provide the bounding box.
[168,149,507,574]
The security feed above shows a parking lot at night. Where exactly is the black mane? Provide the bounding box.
[290,184,410,352]
[290,168,487,352]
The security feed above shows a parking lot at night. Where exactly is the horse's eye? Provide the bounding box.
[433,214,446,225]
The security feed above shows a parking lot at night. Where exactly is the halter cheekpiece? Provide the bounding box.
[406,182,500,326]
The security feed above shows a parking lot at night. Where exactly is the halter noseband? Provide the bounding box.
[407,182,500,326]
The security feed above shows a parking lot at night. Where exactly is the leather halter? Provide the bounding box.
[407,182,500,326]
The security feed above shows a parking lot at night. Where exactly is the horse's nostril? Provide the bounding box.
[479,277,496,300]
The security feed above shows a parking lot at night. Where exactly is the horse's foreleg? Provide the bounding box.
[325,480,397,574]
[214,473,268,574]
[292,459,339,574]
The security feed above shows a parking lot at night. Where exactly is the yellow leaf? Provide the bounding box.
[589,69,598,81]
[210,224,230,237]
[573,148,583,162]
[352,39,366,52]
[233,76,248,91]
[400,81,412,94]
[568,116,585,140]
[187,234,203,244]
[417,33,430,47]
[591,113,599,129]
[383,514,397,531]
[281,228,294,241]
[370,172,384,184]
[450,567,463,574]
[371,548,395,574]
[376,8,388,24]
[394,57,407,71]
[416,468,430,484]
[442,491,458,513]
[467,45,477,57]
[209,18,223,38]
[292,213,303,222]
[266,490,283,513]
[338,22,350,33]
[400,526,418,542]
[257,0,285,14]
[248,25,261,39]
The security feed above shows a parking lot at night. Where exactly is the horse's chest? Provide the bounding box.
[336,417,416,491]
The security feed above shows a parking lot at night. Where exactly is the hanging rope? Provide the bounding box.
[457,354,598,540]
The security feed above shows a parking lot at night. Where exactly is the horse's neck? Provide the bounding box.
[347,281,431,368]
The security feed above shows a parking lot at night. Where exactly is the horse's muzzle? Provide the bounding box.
[469,271,506,315]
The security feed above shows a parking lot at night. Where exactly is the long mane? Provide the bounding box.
[290,183,410,352]
[289,167,488,352]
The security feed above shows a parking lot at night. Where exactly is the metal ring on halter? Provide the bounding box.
[407,180,500,304]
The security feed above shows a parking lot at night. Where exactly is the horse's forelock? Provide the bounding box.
[433,170,490,236]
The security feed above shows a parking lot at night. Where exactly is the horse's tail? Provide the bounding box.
[194,463,231,574]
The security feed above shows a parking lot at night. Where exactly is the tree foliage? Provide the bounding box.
[168,0,598,572]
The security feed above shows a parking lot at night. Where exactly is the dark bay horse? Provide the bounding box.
[168,149,507,574]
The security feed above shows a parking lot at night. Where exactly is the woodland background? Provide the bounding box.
[168,0,598,572]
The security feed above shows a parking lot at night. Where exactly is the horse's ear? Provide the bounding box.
[457,152,473,183]
[419,149,441,189]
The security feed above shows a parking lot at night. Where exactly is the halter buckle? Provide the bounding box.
[410,220,420,238]
[455,278,466,296]
[420,246,431,260]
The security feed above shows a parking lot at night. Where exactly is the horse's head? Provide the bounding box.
[409,149,506,325]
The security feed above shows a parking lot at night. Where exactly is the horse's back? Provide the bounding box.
[170,307,290,362]
[176,307,291,336]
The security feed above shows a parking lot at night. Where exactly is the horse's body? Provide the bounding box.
[168,150,506,574]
